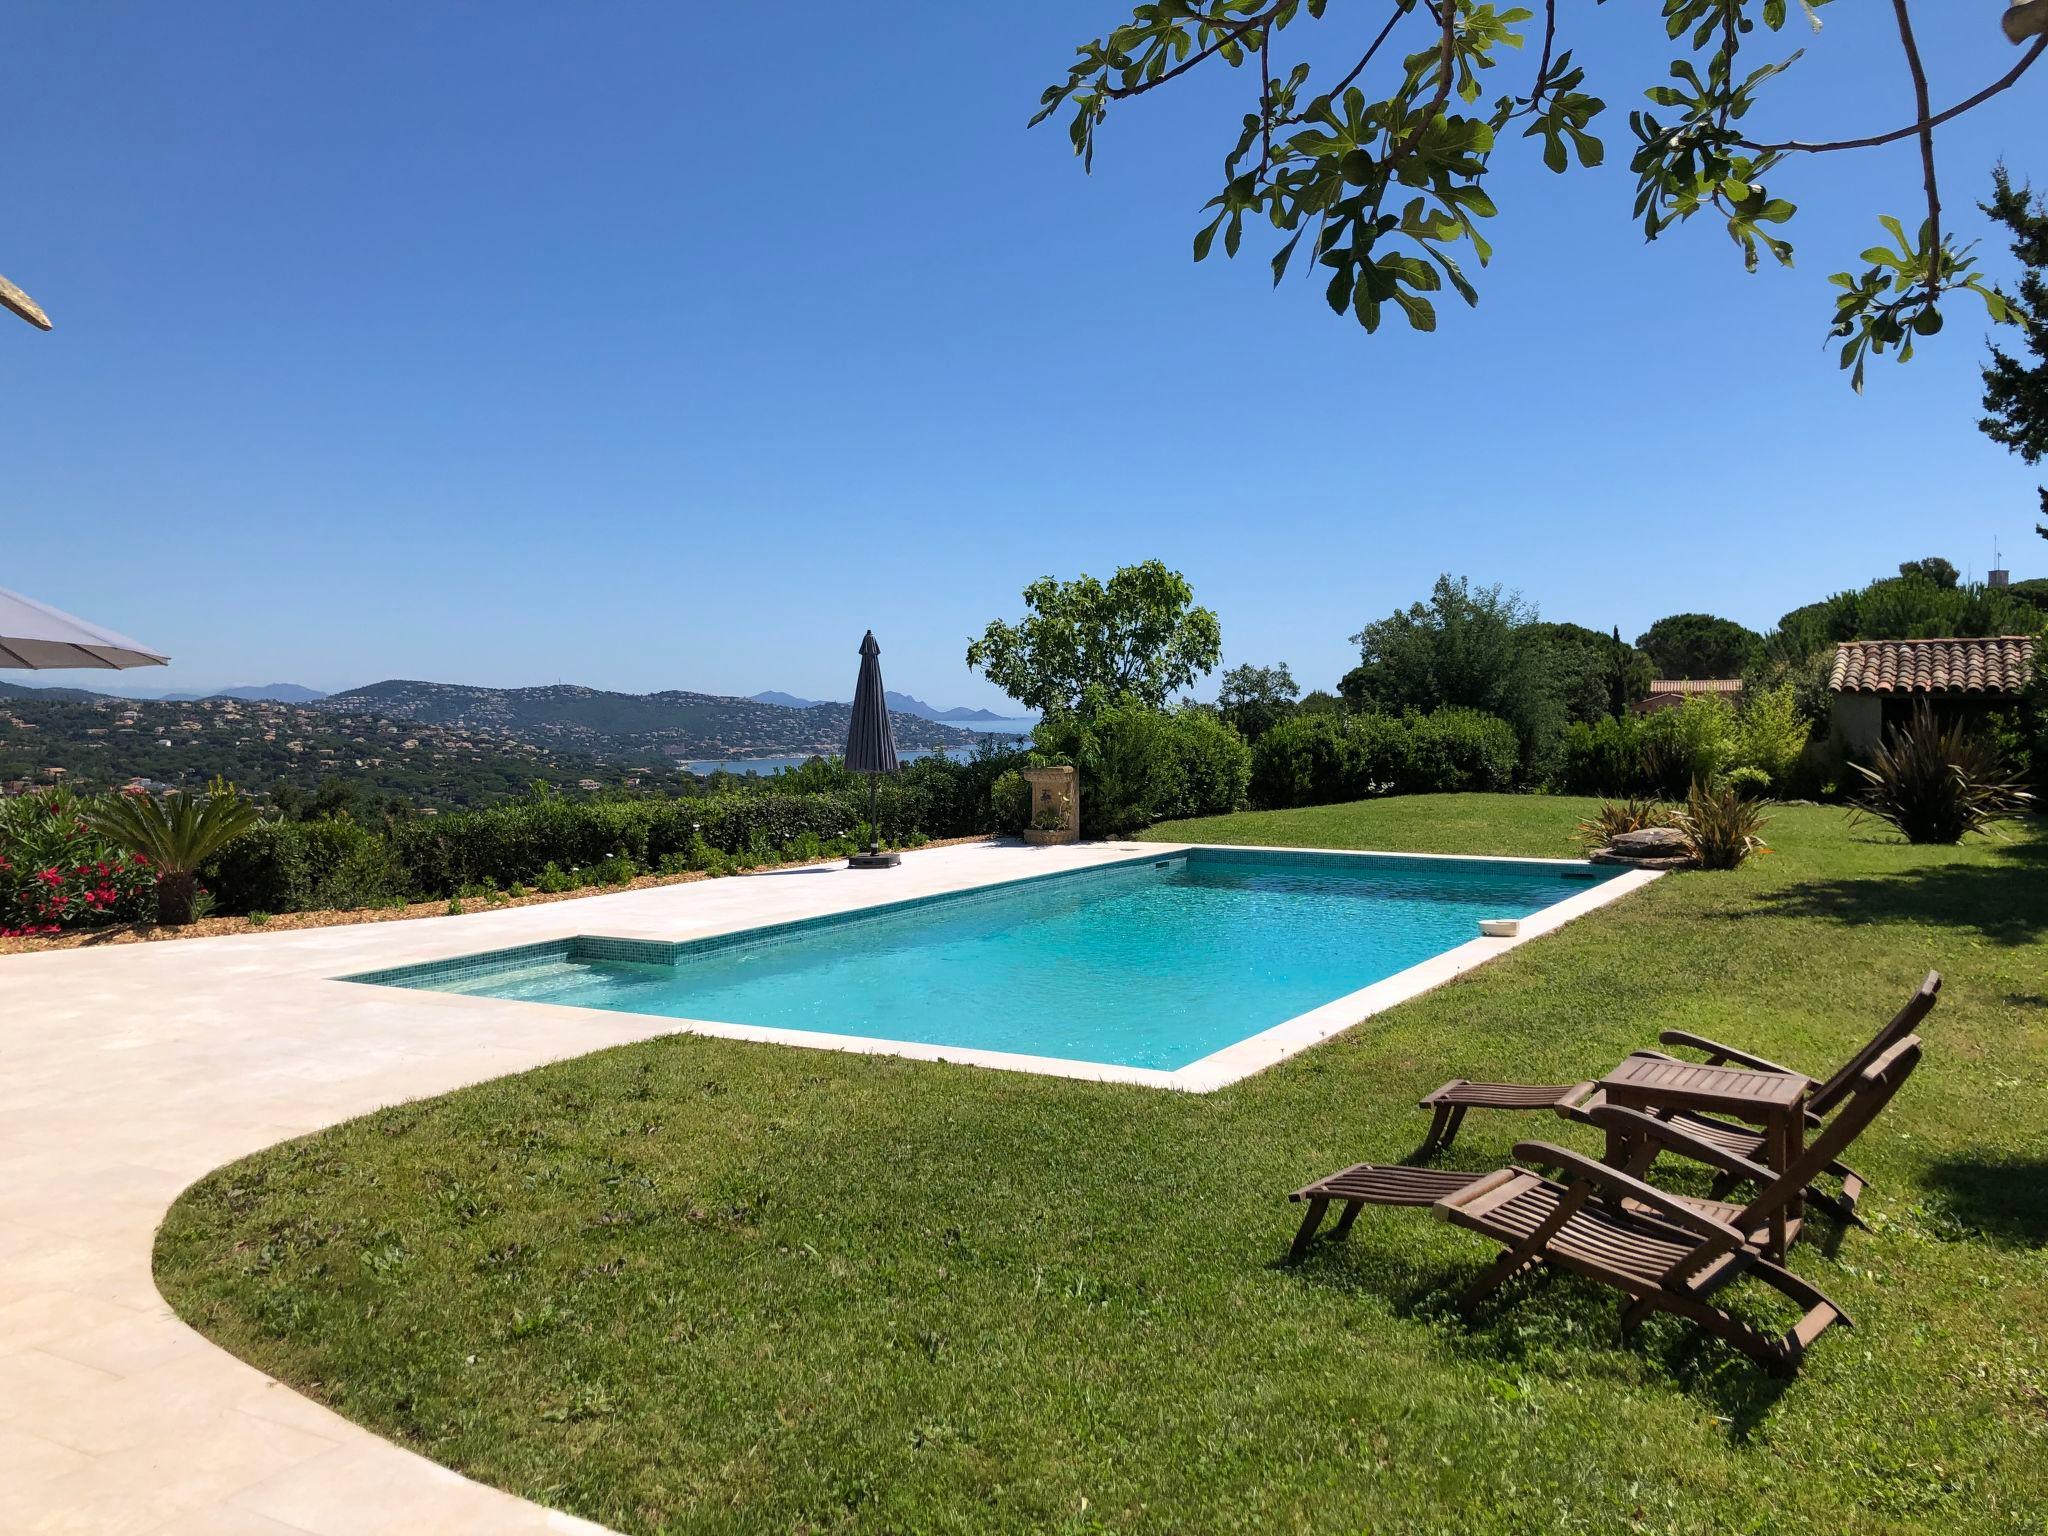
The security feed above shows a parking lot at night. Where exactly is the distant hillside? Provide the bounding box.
[0,690,635,807]
[173,683,329,703]
[0,680,329,705]
[750,688,1016,723]
[0,681,109,704]
[317,680,980,760]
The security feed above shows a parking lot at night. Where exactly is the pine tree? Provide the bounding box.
[1979,166,2048,539]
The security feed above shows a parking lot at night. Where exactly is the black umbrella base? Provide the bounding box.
[848,851,901,869]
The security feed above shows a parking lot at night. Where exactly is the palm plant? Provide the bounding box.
[85,780,262,925]
[1849,704,2033,845]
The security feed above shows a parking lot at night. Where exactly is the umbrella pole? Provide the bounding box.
[867,774,879,857]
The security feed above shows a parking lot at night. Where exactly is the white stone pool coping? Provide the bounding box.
[0,838,1657,1534]
[385,842,1659,1094]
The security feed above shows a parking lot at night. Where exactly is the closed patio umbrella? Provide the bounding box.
[0,273,52,331]
[845,629,900,869]
[0,586,170,670]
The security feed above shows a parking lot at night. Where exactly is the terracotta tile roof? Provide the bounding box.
[1828,636,2038,696]
[1646,678,1744,694]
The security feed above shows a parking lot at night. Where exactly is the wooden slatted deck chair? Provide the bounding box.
[1410,972,1940,1224]
[1286,1037,1923,1376]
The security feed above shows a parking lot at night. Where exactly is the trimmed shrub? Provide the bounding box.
[1346,712,1413,797]
[1247,708,1520,810]
[190,748,1034,918]
[205,817,404,914]
[1400,708,1519,793]
[1247,715,1351,810]
[1156,708,1252,820]
[1557,715,1647,797]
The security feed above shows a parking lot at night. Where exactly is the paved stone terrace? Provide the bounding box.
[0,840,1157,1536]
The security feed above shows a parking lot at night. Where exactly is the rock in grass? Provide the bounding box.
[1591,824,1695,869]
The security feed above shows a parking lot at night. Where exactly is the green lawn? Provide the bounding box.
[155,796,2048,1534]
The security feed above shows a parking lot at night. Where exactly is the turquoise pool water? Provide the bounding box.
[351,850,1617,1072]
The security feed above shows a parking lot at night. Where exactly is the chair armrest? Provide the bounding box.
[1548,1082,1602,1121]
[1511,1141,1747,1245]
[1586,1104,1776,1185]
[1655,1029,1799,1078]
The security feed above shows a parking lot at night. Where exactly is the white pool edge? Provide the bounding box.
[354,847,1664,1094]
[1166,861,1662,1090]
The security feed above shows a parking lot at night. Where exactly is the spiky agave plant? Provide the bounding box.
[1679,781,1772,870]
[1849,704,2033,845]
[85,779,262,925]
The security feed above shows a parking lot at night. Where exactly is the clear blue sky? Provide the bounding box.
[2,3,2040,707]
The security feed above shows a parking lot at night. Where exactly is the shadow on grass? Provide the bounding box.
[1285,1231,1793,1436]
[1919,1155,2048,1249]
[1730,838,2048,947]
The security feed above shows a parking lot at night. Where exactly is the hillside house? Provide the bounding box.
[1630,678,1744,716]
[1828,636,2037,753]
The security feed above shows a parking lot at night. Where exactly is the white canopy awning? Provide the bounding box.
[0,586,170,670]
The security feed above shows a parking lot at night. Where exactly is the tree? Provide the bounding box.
[1898,556,1960,588]
[1036,2,2036,388]
[1772,572,2042,659]
[1635,613,1762,679]
[1606,624,1654,717]
[1980,166,2048,533]
[1519,621,1651,726]
[967,560,1223,718]
[1343,575,1533,718]
[1343,576,1607,778]
[85,781,262,926]
[1217,660,1300,740]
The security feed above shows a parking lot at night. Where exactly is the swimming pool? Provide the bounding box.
[347,848,1644,1089]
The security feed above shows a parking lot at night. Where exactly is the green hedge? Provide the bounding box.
[202,750,1030,916]
[1247,708,1519,810]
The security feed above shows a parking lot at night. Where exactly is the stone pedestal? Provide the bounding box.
[1020,765,1080,845]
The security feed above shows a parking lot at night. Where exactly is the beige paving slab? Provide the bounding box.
[0,840,1155,1535]
[0,1422,94,1498]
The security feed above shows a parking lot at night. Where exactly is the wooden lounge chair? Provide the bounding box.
[1286,1036,1923,1376]
[1411,972,1940,1223]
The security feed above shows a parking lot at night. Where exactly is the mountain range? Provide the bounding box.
[749,689,1016,722]
[311,680,985,760]
[2,677,1010,719]
[1,681,332,704]
[0,686,622,807]
[1,676,1024,804]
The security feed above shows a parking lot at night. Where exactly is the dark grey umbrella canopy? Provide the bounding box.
[845,630,900,776]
